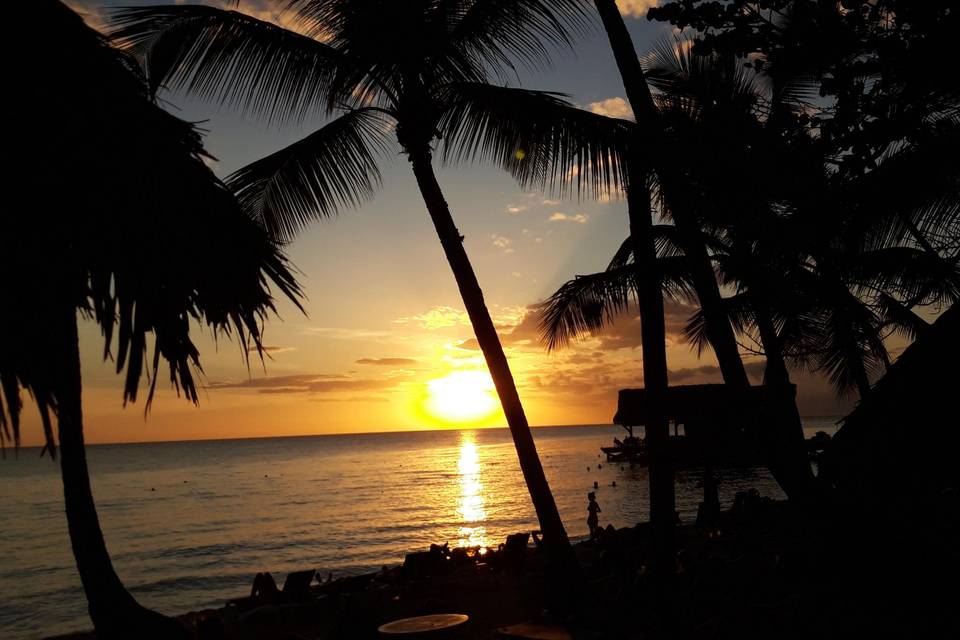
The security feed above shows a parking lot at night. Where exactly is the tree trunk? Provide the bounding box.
[55,309,188,639]
[594,0,677,574]
[406,148,580,596]
[593,0,821,507]
[686,248,751,386]
[626,163,676,573]
[752,304,817,500]
[594,0,751,392]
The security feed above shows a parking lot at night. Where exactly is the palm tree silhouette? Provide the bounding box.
[2,3,301,637]
[108,0,603,579]
[537,37,959,497]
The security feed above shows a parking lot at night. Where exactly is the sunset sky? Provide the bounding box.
[20,0,857,446]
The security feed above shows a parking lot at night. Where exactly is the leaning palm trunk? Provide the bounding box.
[407,147,578,596]
[685,248,751,387]
[751,301,817,499]
[106,0,591,602]
[55,309,188,640]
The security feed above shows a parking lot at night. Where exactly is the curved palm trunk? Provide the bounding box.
[406,148,579,594]
[55,310,187,640]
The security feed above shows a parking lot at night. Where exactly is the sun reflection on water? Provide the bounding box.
[456,435,488,549]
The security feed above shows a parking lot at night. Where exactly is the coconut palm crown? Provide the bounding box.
[109,0,624,240]
[3,3,302,636]
[2,0,302,453]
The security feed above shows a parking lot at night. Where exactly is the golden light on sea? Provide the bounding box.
[456,435,487,549]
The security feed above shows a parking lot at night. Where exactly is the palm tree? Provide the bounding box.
[593,1,752,391]
[107,0,609,578]
[531,40,821,503]
[2,2,301,637]
[642,38,820,498]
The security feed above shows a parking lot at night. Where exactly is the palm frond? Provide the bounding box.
[606,225,689,272]
[445,0,592,77]
[875,293,931,342]
[854,246,960,306]
[227,108,390,242]
[5,0,304,455]
[847,120,960,252]
[439,82,632,200]
[109,4,345,123]
[642,36,763,119]
[537,268,635,352]
[811,282,889,398]
[682,292,755,357]
[537,257,695,351]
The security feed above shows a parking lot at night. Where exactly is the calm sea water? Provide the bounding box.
[0,420,838,639]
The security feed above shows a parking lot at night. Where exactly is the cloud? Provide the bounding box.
[311,396,391,403]
[587,97,634,120]
[308,327,394,340]
[505,204,527,215]
[616,0,661,18]
[207,374,398,395]
[549,212,589,224]
[246,345,296,354]
[491,234,514,253]
[455,338,481,351]
[355,357,418,366]
[669,364,722,382]
[394,306,470,329]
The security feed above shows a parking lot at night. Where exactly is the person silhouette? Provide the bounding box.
[587,492,602,541]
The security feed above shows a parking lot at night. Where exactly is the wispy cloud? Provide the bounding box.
[355,357,418,366]
[307,327,395,340]
[246,345,296,354]
[491,234,514,253]
[549,212,589,224]
[394,306,470,329]
[207,374,398,395]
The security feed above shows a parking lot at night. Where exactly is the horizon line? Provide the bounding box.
[7,416,843,450]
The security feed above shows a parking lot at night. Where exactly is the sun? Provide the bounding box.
[423,370,499,424]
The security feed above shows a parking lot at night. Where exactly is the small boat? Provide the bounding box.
[600,428,647,462]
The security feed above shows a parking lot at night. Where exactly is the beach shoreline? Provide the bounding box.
[42,488,958,639]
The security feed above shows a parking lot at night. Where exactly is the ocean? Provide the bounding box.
[0,420,838,639]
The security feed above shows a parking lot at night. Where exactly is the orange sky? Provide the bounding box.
[14,207,854,447]
[12,1,860,447]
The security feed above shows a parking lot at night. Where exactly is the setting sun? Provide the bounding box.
[423,371,499,424]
